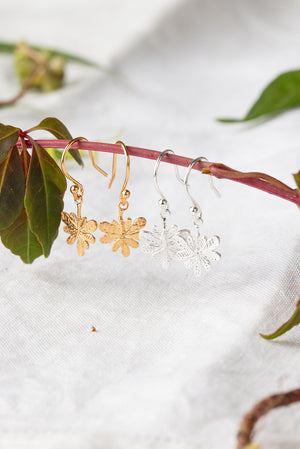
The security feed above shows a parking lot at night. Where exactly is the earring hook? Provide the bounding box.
[108,153,117,189]
[184,156,221,223]
[61,137,87,190]
[61,137,109,183]
[106,141,130,192]
[61,137,90,218]
[114,140,130,194]
[89,151,108,178]
[154,149,183,201]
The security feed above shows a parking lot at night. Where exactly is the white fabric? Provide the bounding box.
[0,1,300,448]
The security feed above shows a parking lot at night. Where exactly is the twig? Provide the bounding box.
[237,388,300,449]
[0,45,46,108]
[0,65,42,108]
[17,138,300,207]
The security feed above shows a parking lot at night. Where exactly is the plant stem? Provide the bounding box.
[237,388,300,449]
[17,139,300,207]
[0,65,41,108]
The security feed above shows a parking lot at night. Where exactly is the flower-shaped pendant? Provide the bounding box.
[99,217,146,257]
[61,212,97,256]
[177,232,221,276]
[140,224,188,269]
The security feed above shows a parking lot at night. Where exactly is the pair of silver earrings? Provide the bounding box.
[140,150,221,276]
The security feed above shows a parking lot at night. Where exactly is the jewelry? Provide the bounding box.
[176,157,221,276]
[140,149,187,269]
[61,137,102,256]
[99,141,146,257]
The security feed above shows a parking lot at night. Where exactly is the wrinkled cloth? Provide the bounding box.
[0,1,300,448]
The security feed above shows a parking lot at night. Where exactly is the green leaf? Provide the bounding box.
[0,42,15,54]
[0,124,20,162]
[0,146,25,230]
[218,70,300,123]
[46,148,64,162]
[0,41,105,70]
[24,141,67,257]
[217,118,243,123]
[0,147,43,263]
[20,143,30,177]
[28,117,72,139]
[27,117,83,166]
[260,297,300,340]
[40,48,104,70]
[0,208,43,263]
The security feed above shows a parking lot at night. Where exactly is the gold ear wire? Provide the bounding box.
[98,140,147,257]
[114,140,130,197]
[89,141,128,190]
[107,139,130,191]
[61,138,109,181]
[108,153,117,189]
[61,137,98,256]
[89,151,108,178]
[89,149,118,189]
[61,137,86,190]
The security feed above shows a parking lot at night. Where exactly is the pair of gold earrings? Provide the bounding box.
[61,137,146,257]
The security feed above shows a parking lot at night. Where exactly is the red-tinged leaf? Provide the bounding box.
[20,143,30,177]
[0,146,25,230]
[0,208,43,263]
[0,124,20,162]
[207,163,294,192]
[260,297,300,340]
[27,117,83,166]
[24,141,67,257]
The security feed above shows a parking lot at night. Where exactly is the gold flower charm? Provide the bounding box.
[61,212,97,256]
[99,217,146,257]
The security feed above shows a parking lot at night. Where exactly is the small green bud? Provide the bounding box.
[14,41,65,92]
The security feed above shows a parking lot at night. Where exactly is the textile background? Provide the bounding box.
[0,1,299,448]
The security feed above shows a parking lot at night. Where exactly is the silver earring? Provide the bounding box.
[176,157,221,276]
[140,150,187,269]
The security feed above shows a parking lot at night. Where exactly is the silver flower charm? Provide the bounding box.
[140,224,187,269]
[177,233,221,276]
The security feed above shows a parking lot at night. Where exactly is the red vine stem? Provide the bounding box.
[237,388,300,448]
[17,139,300,206]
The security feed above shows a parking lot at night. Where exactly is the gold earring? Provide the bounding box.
[99,141,147,257]
[90,148,116,189]
[61,137,105,256]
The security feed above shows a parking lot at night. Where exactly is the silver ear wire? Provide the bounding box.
[140,149,188,269]
[153,149,184,222]
[184,156,220,224]
[154,149,184,198]
[141,152,222,274]
[174,156,222,276]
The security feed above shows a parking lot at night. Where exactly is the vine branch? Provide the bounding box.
[17,138,300,206]
[237,388,300,448]
[0,65,41,107]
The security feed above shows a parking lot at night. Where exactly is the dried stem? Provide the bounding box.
[0,65,42,108]
[237,388,300,449]
[17,138,300,206]
[0,46,46,108]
